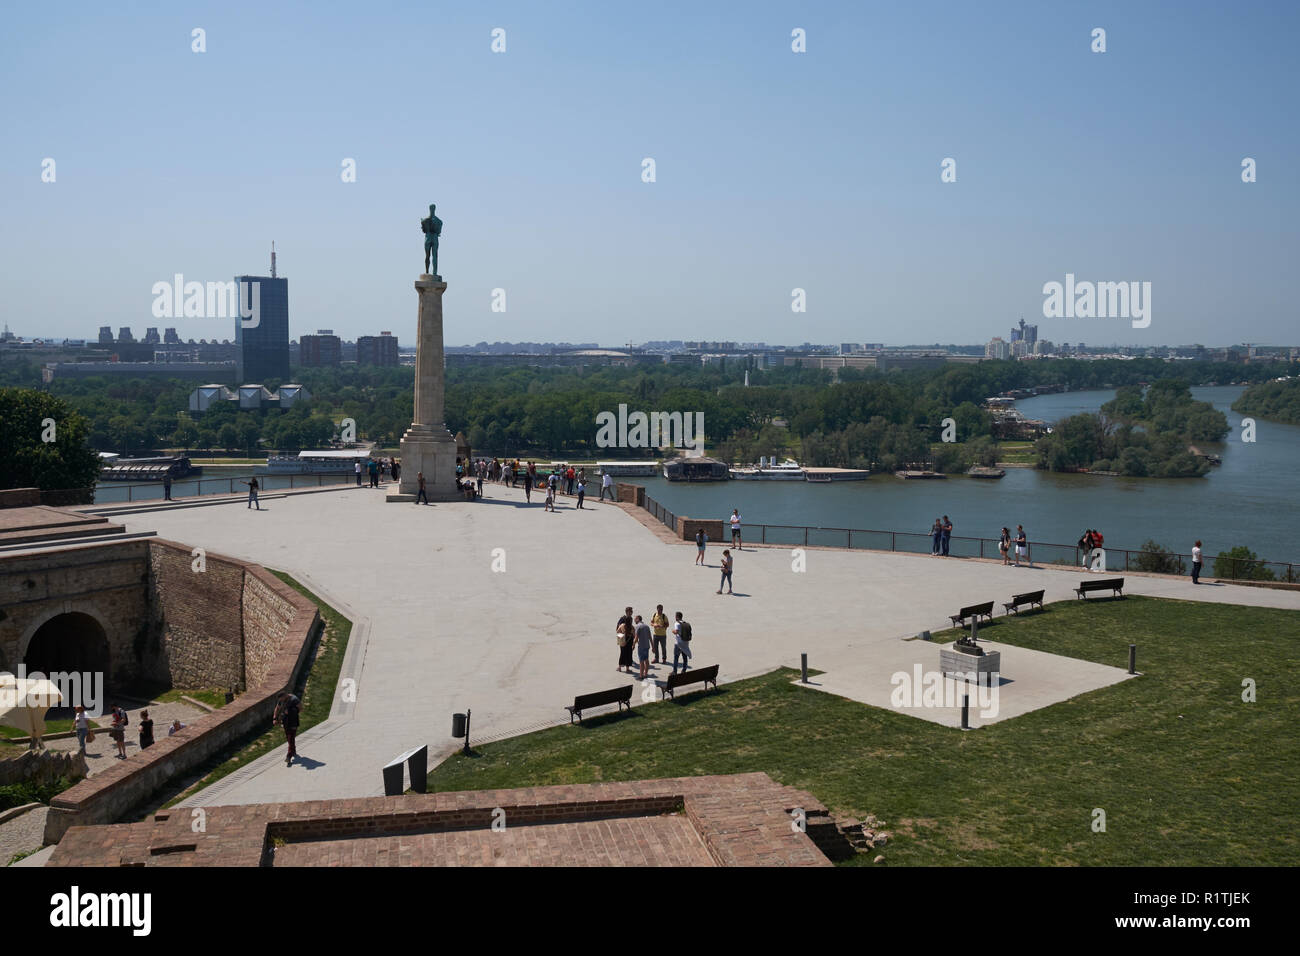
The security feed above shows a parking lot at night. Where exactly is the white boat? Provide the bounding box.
[266,449,369,475]
[728,457,805,480]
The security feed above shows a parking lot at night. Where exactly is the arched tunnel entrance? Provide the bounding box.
[23,612,111,682]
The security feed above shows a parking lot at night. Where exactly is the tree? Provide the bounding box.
[0,387,102,492]
[1213,546,1275,581]
[1132,540,1186,575]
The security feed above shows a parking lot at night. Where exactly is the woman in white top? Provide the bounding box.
[1191,540,1203,584]
[74,705,90,753]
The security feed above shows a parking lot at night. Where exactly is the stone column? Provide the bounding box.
[388,276,458,502]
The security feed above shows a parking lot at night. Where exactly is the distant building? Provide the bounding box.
[98,326,114,345]
[300,330,342,367]
[117,327,135,343]
[356,332,399,366]
[188,383,311,413]
[143,327,161,345]
[163,327,181,345]
[985,337,1011,360]
[44,361,237,384]
[234,273,290,383]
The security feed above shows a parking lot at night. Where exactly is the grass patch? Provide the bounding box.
[428,596,1300,865]
[6,848,38,867]
[150,571,351,811]
[0,719,74,739]
[150,688,228,709]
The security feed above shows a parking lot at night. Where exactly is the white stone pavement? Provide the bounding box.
[100,484,1300,808]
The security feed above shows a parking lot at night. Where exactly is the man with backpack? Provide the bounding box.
[672,611,693,674]
[274,691,301,765]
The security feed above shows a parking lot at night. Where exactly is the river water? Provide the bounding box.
[634,386,1300,563]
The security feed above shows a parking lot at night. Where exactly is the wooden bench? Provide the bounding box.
[663,664,719,700]
[565,684,633,724]
[1003,589,1045,615]
[1075,578,1125,599]
[949,601,994,628]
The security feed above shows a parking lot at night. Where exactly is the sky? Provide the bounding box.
[3,0,1296,348]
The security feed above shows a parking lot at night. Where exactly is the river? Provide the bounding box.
[631,386,1300,562]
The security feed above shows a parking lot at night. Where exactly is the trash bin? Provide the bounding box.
[451,713,467,738]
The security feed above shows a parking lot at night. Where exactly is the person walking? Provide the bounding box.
[695,527,707,565]
[717,548,734,594]
[566,465,576,495]
[941,516,953,557]
[369,459,380,488]
[243,477,260,510]
[616,606,635,673]
[650,605,669,664]
[635,615,653,679]
[1192,540,1203,584]
[930,518,942,556]
[1078,530,1092,568]
[1014,525,1031,567]
[601,470,615,501]
[162,472,173,501]
[415,471,428,505]
[729,509,742,550]
[544,480,556,511]
[109,703,128,759]
[524,471,532,504]
[672,612,693,674]
[138,709,155,750]
[355,460,363,486]
[999,527,1012,566]
[476,468,484,498]
[74,705,90,754]
[273,691,301,765]
[391,459,400,483]
[575,477,586,509]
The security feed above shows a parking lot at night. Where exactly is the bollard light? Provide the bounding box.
[961,692,970,730]
[1128,644,1137,675]
[800,653,808,684]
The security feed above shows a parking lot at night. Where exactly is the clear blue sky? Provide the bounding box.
[3,0,1296,347]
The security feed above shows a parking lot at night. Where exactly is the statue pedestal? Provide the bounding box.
[939,646,1002,685]
[388,427,458,502]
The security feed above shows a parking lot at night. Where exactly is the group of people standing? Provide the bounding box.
[929,516,954,556]
[355,457,399,487]
[616,605,695,677]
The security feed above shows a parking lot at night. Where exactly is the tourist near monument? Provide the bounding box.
[389,202,458,502]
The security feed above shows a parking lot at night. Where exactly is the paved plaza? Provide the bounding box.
[87,484,1300,808]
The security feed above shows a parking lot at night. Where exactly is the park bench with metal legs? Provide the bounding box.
[565,685,633,724]
[949,601,994,628]
[1075,578,1125,599]
[663,664,719,700]
[1003,589,1045,615]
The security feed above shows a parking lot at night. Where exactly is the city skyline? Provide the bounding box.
[4,2,1297,346]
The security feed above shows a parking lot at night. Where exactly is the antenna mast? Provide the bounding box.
[271,241,277,278]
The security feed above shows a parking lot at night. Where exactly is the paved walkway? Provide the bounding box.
[89,483,1300,808]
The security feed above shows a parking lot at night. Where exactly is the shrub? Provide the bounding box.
[1132,540,1187,575]
[0,776,75,812]
[1213,546,1275,581]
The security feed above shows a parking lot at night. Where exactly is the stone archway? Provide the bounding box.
[21,611,110,680]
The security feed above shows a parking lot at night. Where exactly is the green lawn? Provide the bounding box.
[0,719,74,739]
[151,571,351,811]
[427,596,1300,865]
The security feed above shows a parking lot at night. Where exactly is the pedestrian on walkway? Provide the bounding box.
[672,612,692,674]
[566,465,576,495]
[355,460,362,486]
[74,705,89,753]
[651,605,669,664]
[369,459,380,488]
[415,471,429,505]
[635,615,653,679]
[730,509,742,550]
[476,468,484,498]
[274,691,301,765]
[162,472,172,501]
[717,548,734,594]
[575,477,586,509]
[138,709,155,750]
[616,606,635,673]
[930,518,942,555]
[1192,540,1203,584]
[544,481,556,511]
[391,459,401,482]
[601,471,615,501]
[999,527,1012,566]
[524,472,532,503]
[243,477,260,510]
[1089,529,1104,572]
[941,516,953,556]
[109,703,127,759]
[695,527,707,565]
[1014,525,1030,567]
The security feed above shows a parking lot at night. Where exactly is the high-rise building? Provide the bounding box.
[357,331,399,366]
[985,337,1011,360]
[98,326,114,344]
[163,327,181,345]
[1012,317,1037,346]
[234,260,289,383]
[143,327,161,345]
[117,327,135,343]
[300,330,342,367]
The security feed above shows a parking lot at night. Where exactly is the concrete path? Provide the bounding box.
[93,482,1300,808]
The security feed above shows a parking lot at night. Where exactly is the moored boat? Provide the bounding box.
[966,466,1006,479]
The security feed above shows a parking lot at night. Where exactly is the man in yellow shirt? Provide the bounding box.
[650,605,670,665]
